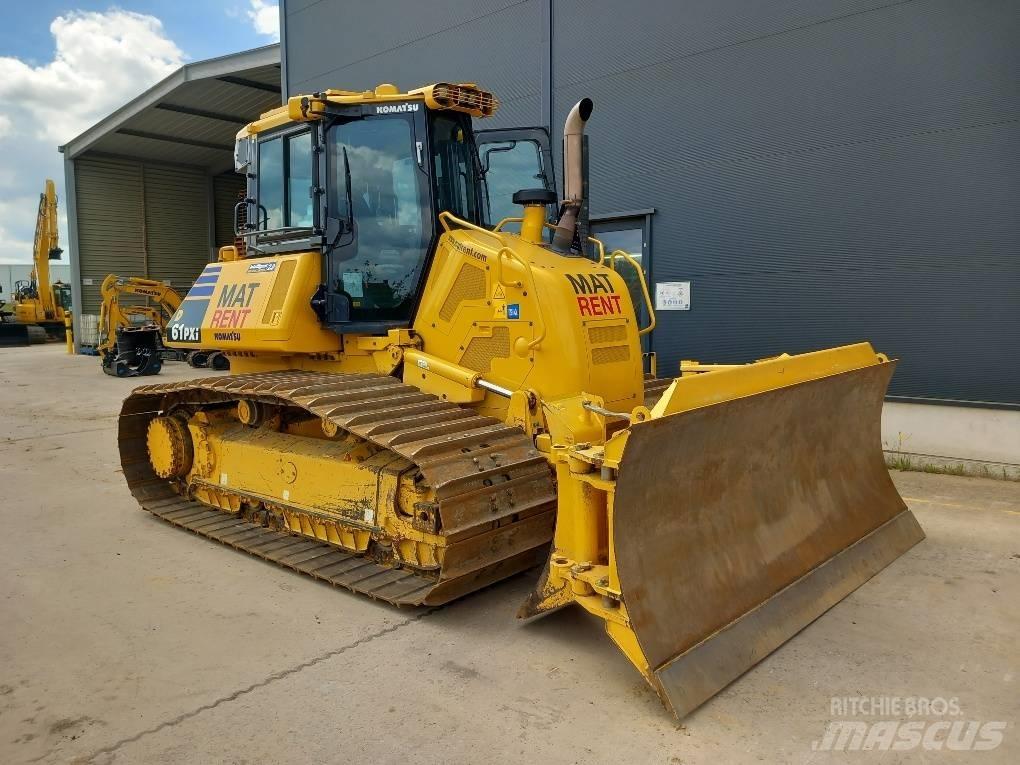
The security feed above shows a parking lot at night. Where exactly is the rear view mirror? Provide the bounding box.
[234,132,253,172]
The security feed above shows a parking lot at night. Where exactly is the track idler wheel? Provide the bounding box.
[146,415,194,479]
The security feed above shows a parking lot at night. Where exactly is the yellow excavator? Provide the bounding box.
[98,274,229,376]
[0,180,72,346]
[118,84,923,718]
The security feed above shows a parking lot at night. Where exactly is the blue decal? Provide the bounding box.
[195,274,219,285]
[187,284,216,297]
[166,299,208,344]
[507,304,520,320]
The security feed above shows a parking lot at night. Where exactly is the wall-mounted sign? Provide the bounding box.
[81,278,93,286]
[655,281,691,311]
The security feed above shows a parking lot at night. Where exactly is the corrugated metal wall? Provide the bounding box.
[285,0,1020,406]
[284,0,545,129]
[143,164,211,291]
[214,173,246,248]
[75,157,147,312]
[551,0,1020,406]
[73,157,213,312]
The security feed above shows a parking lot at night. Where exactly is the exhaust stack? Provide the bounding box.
[550,98,593,252]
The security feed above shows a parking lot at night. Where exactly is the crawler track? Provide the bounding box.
[119,371,558,606]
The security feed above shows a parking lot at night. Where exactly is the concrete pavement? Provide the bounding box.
[1,344,1017,764]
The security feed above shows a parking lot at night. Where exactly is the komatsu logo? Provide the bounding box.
[376,103,419,114]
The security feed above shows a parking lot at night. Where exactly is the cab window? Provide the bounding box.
[481,139,545,225]
[257,130,312,231]
[431,113,482,223]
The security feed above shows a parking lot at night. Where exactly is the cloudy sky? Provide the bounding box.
[0,2,279,264]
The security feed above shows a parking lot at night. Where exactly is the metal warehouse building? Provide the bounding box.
[60,3,1018,471]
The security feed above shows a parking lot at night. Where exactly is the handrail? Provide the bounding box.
[492,216,524,232]
[495,247,546,350]
[588,237,656,337]
[608,248,656,336]
[438,210,507,250]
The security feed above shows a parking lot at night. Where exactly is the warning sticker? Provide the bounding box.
[493,284,506,300]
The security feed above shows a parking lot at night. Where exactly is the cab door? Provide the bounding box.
[475,127,556,228]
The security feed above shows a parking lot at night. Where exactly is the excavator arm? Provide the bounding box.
[31,180,62,319]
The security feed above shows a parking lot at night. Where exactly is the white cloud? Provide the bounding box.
[0,196,41,265]
[247,1,280,41]
[0,10,184,263]
[0,10,184,145]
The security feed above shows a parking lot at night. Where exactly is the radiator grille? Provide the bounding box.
[592,345,630,365]
[460,326,511,372]
[439,264,486,322]
[588,324,627,344]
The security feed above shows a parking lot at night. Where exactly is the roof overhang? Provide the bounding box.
[59,44,281,173]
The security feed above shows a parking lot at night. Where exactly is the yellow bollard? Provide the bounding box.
[63,310,73,354]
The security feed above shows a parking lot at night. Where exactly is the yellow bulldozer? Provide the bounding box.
[98,274,229,376]
[118,83,924,718]
[0,180,72,346]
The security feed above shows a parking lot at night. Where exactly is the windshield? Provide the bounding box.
[327,116,430,320]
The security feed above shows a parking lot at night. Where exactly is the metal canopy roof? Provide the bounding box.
[60,45,280,173]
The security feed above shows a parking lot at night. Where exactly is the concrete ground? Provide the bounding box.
[1,344,1017,764]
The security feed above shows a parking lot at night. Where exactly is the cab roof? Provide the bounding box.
[244,82,498,135]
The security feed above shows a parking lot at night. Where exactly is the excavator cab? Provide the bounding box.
[52,282,72,312]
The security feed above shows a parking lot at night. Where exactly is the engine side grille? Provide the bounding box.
[439,264,486,323]
[592,345,630,365]
[588,324,627,344]
[460,326,511,372]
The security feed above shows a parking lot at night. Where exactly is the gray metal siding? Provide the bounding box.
[143,164,212,293]
[213,173,246,248]
[75,157,146,313]
[284,0,544,128]
[73,157,211,312]
[558,0,1020,406]
[282,0,1020,405]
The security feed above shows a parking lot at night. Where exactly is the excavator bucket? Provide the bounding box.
[606,346,924,718]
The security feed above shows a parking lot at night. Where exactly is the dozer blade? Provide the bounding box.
[612,359,924,718]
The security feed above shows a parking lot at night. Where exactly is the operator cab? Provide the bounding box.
[234,84,556,335]
[52,282,72,312]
